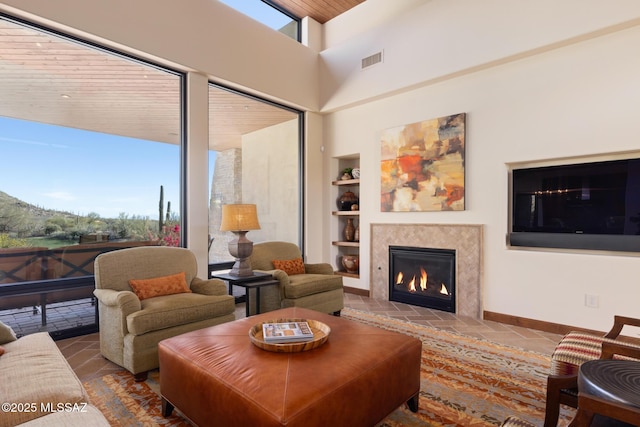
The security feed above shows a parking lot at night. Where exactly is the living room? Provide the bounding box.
[2,2,640,425]
[0,0,638,343]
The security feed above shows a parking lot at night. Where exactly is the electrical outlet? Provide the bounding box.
[585,294,599,308]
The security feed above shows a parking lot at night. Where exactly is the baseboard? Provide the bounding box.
[483,311,603,336]
[344,286,369,297]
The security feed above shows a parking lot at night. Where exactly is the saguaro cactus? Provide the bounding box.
[159,185,164,233]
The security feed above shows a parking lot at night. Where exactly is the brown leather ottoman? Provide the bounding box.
[159,307,421,427]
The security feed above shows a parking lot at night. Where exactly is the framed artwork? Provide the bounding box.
[380,113,465,212]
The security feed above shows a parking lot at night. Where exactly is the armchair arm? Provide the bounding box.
[93,288,141,313]
[304,262,335,275]
[271,269,290,286]
[190,277,227,296]
[545,374,579,427]
[254,269,290,286]
[600,341,640,360]
[604,315,640,339]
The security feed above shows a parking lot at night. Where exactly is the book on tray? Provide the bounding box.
[262,321,314,343]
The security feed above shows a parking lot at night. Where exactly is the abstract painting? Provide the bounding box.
[380,113,465,212]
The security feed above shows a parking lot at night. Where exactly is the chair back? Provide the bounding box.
[250,241,302,271]
[94,246,197,292]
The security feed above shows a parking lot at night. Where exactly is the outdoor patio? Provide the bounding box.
[0,298,96,337]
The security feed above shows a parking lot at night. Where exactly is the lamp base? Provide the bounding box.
[227,231,254,277]
[228,259,253,277]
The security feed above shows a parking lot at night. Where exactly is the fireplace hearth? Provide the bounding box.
[389,246,456,313]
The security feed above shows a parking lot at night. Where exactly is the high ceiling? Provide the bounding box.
[0,2,364,151]
[269,0,365,24]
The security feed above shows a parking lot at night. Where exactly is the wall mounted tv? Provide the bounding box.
[509,157,640,252]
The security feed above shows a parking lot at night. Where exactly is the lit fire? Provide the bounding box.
[395,267,451,296]
[419,267,427,291]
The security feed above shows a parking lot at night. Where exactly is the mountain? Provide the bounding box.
[0,190,76,221]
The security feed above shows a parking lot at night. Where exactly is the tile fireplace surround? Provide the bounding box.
[370,224,483,319]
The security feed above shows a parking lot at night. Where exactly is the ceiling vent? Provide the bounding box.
[361,51,383,70]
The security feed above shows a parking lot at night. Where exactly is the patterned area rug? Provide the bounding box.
[83,308,575,426]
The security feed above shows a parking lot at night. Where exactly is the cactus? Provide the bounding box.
[159,185,164,233]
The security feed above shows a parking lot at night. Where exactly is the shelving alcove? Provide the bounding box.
[332,177,360,278]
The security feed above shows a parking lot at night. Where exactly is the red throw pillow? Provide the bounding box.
[272,258,305,275]
[129,271,192,300]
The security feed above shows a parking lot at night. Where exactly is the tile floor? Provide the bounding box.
[55,292,565,382]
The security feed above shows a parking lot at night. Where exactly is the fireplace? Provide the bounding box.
[389,246,456,313]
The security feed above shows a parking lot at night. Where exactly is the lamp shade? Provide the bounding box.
[220,204,261,231]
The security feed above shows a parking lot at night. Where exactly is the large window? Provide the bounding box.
[207,84,302,267]
[0,16,183,338]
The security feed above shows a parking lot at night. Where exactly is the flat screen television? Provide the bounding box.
[509,157,640,252]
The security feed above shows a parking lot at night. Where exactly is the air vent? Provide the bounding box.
[361,51,383,70]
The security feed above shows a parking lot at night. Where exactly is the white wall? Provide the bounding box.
[320,0,640,111]
[322,11,640,331]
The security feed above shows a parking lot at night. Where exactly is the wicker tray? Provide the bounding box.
[249,318,331,353]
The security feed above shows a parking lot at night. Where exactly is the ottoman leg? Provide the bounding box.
[162,397,174,417]
[407,393,419,412]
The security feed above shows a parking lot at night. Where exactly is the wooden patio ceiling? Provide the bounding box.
[0,1,363,150]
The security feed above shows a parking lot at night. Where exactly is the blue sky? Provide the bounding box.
[219,0,293,30]
[0,116,184,219]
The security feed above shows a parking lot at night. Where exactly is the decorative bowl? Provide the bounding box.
[249,318,331,353]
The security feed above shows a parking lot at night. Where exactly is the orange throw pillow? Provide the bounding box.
[129,271,192,300]
[272,258,305,275]
[0,345,4,356]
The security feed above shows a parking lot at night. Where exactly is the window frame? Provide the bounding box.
[206,82,305,272]
[0,13,187,339]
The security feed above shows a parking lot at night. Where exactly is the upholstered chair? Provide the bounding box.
[93,246,235,381]
[544,315,640,427]
[248,241,344,316]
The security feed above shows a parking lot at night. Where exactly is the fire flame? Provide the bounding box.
[396,267,451,297]
[408,276,416,292]
[419,267,427,291]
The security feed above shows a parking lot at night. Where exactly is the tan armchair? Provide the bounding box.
[248,241,344,316]
[93,246,235,381]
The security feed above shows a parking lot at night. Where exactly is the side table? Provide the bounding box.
[569,359,640,427]
[211,272,279,317]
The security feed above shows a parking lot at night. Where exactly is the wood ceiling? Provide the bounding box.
[0,1,363,151]
[269,0,365,24]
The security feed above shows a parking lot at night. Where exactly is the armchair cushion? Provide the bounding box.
[129,271,191,300]
[127,292,234,335]
[272,257,305,275]
[550,331,627,376]
[286,274,343,299]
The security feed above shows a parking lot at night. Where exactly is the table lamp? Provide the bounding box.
[220,204,261,277]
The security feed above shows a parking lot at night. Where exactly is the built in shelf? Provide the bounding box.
[331,178,360,186]
[332,211,359,216]
[332,241,360,247]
